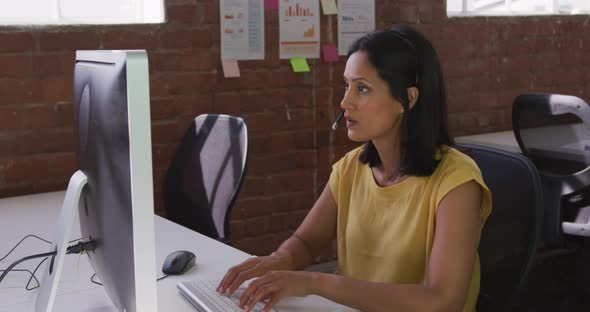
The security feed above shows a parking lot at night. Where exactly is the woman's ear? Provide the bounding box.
[407,87,419,110]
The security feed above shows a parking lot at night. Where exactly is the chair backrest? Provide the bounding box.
[458,143,543,312]
[513,93,590,245]
[163,114,248,243]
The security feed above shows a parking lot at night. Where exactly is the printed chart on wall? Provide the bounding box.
[279,0,320,59]
[220,0,264,60]
[338,0,375,55]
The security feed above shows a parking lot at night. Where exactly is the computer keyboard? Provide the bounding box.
[178,279,277,312]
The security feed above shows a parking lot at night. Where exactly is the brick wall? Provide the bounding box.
[0,0,589,255]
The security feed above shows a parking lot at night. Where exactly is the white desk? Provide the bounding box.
[0,192,353,312]
[455,130,522,154]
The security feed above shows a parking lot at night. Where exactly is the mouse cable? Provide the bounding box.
[0,239,95,284]
[90,273,169,286]
[0,251,57,284]
[2,234,84,262]
[0,257,48,290]
[1,234,52,262]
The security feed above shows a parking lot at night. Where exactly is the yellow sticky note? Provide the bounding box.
[221,60,240,78]
[290,57,310,72]
[321,0,338,15]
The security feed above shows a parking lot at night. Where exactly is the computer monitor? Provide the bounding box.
[35,50,158,312]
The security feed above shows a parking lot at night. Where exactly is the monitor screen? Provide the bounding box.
[73,50,157,312]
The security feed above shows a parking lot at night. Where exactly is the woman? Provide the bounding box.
[217,25,492,312]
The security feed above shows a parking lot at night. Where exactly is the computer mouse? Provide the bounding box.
[162,250,196,275]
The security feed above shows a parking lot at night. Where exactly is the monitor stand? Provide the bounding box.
[35,170,87,312]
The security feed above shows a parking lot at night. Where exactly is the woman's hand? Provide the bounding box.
[239,271,315,312]
[217,253,292,296]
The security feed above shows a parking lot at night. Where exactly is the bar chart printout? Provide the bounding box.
[279,0,320,59]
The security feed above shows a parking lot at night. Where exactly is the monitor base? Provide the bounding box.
[35,170,87,312]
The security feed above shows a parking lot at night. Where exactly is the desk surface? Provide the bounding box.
[0,192,352,312]
[455,130,521,153]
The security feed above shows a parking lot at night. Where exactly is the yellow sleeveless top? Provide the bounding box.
[329,145,492,312]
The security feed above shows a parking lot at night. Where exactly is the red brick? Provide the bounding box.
[39,31,100,51]
[33,54,65,77]
[269,212,293,232]
[151,121,182,144]
[152,144,180,169]
[150,95,210,121]
[239,175,266,197]
[2,156,50,183]
[195,2,220,25]
[266,170,314,194]
[243,216,270,237]
[155,72,218,95]
[14,129,74,156]
[0,55,32,78]
[0,79,40,105]
[33,178,69,194]
[242,110,314,134]
[0,183,36,198]
[151,49,215,72]
[214,92,241,113]
[160,29,212,49]
[239,92,269,113]
[232,234,276,255]
[270,192,315,213]
[101,30,159,50]
[40,77,72,102]
[229,220,245,241]
[164,0,197,4]
[21,104,73,130]
[47,153,76,177]
[0,32,35,52]
[0,107,22,130]
[232,197,273,218]
[166,4,198,24]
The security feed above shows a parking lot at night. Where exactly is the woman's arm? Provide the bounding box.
[218,183,338,294]
[241,180,483,312]
[309,180,483,312]
[274,182,339,270]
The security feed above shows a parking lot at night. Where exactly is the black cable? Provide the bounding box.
[0,238,93,286]
[0,234,52,262]
[66,240,97,254]
[1,235,84,262]
[26,257,49,290]
[0,251,57,284]
[90,273,169,286]
[0,268,42,290]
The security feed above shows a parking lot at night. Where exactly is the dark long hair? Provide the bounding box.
[348,25,454,176]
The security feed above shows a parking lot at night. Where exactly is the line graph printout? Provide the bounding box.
[279,0,320,59]
[338,0,375,55]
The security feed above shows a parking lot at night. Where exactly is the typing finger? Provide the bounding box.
[217,258,258,293]
[226,267,262,296]
[246,284,278,312]
[262,295,280,312]
[239,274,268,307]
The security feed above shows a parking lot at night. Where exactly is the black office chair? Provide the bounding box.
[513,93,590,247]
[163,114,248,244]
[458,143,543,312]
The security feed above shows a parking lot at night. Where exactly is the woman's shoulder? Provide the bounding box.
[334,145,364,167]
[436,145,481,175]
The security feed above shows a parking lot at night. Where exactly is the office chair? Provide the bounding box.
[512,93,590,247]
[163,114,248,244]
[458,143,543,312]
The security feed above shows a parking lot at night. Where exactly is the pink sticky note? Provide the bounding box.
[222,60,240,78]
[322,44,339,62]
[264,0,278,10]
